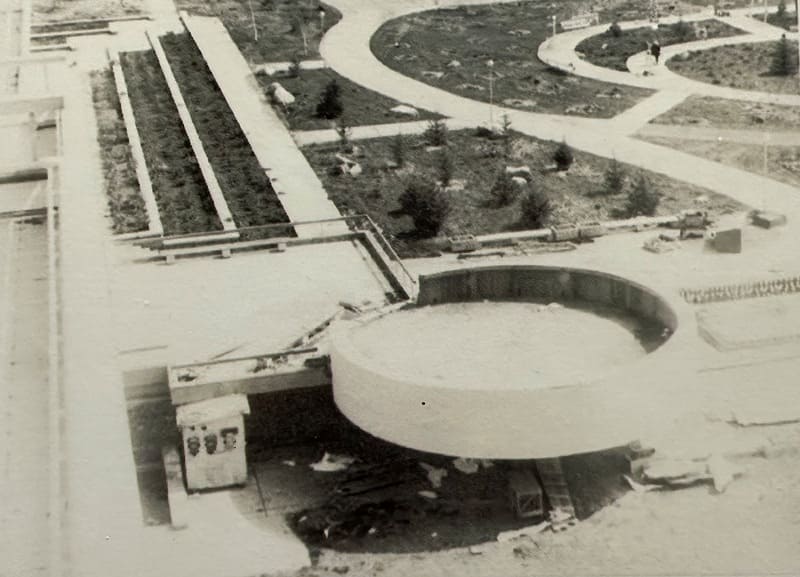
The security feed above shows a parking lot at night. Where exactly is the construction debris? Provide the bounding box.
[420,462,448,488]
[453,457,480,474]
[310,452,356,473]
[418,490,438,500]
[496,520,550,542]
[639,455,744,493]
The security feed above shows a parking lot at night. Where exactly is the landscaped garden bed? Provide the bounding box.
[259,68,442,131]
[576,19,744,71]
[371,3,654,118]
[668,40,799,93]
[120,50,223,235]
[160,32,292,233]
[174,0,341,63]
[33,0,145,23]
[652,94,800,130]
[90,69,149,234]
[302,128,741,258]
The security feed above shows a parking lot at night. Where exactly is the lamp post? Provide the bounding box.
[796,0,800,79]
[248,0,258,42]
[551,14,557,37]
[487,59,495,130]
[318,6,326,35]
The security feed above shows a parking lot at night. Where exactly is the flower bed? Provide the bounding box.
[576,19,745,72]
[89,69,149,234]
[160,33,292,233]
[120,50,223,235]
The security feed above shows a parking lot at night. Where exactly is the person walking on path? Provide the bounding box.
[651,40,661,64]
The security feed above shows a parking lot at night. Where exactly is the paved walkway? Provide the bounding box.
[539,6,800,109]
[320,0,800,223]
[181,14,346,237]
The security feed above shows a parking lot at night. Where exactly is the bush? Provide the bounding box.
[316,79,343,119]
[519,187,552,229]
[609,21,623,38]
[602,158,626,196]
[436,148,455,187]
[423,119,449,147]
[396,178,450,237]
[553,140,574,171]
[625,175,659,217]
[489,168,519,207]
[777,0,787,18]
[287,53,302,78]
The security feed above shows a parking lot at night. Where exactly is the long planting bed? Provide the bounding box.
[160,32,292,234]
[119,50,223,235]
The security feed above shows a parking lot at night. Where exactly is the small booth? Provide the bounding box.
[176,394,250,491]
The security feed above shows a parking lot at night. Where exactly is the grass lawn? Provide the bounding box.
[302,129,740,257]
[174,0,341,63]
[161,33,291,232]
[120,50,222,235]
[577,19,744,72]
[90,70,149,234]
[640,135,800,190]
[33,0,145,23]
[652,94,800,130]
[370,2,654,118]
[668,40,799,93]
[259,68,442,131]
[759,10,799,31]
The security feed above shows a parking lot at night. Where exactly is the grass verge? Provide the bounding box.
[371,3,654,118]
[160,32,292,233]
[302,129,740,257]
[577,19,744,72]
[174,0,341,63]
[652,94,800,130]
[259,68,442,131]
[120,50,222,235]
[33,0,145,23]
[89,69,149,234]
[668,40,799,93]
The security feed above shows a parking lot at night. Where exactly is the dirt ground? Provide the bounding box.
[652,94,800,131]
[32,0,146,23]
[273,422,800,577]
[640,135,800,190]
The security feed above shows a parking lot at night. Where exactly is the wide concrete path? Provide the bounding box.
[0,217,50,577]
[181,14,346,237]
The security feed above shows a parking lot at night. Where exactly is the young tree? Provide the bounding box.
[488,167,519,207]
[769,34,795,77]
[519,187,552,229]
[500,114,513,158]
[391,132,407,167]
[335,118,352,152]
[602,158,626,196]
[608,21,623,38]
[423,119,449,147]
[396,178,450,237]
[436,148,454,187]
[316,79,343,119]
[777,0,787,19]
[553,140,574,171]
[625,175,660,217]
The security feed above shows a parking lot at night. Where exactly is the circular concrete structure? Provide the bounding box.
[331,266,695,459]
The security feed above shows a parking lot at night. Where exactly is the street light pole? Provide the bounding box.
[487,59,494,130]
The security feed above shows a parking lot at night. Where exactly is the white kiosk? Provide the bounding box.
[176,394,250,491]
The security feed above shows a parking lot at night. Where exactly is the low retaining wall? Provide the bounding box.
[417,265,677,331]
[681,276,800,304]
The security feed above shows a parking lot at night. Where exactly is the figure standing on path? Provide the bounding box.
[651,40,661,64]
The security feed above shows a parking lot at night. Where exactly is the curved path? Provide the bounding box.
[538,6,800,106]
[320,0,800,232]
